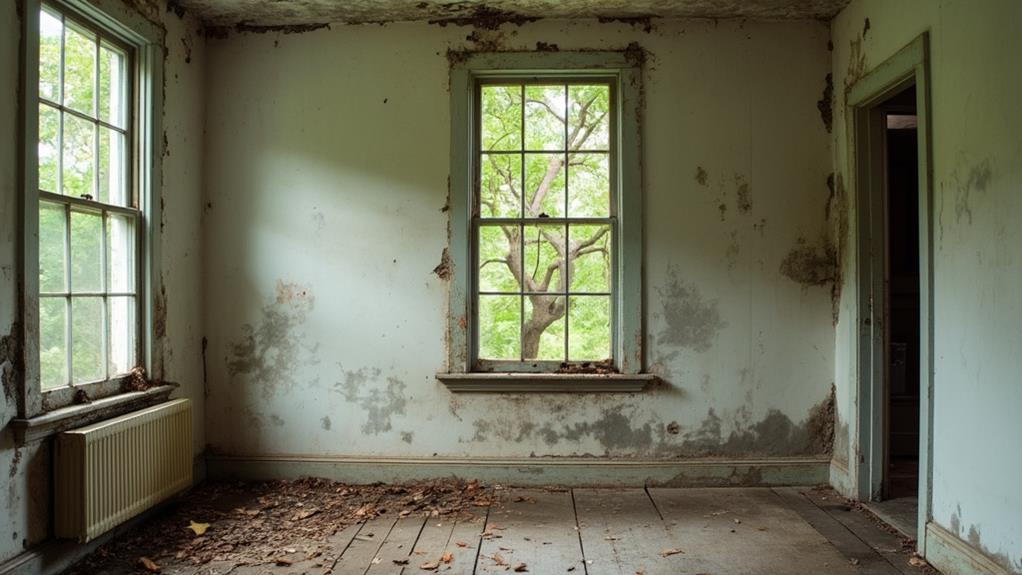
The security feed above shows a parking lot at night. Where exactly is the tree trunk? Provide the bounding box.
[522,294,565,359]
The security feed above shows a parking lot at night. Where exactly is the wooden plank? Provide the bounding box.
[230,521,365,575]
[649,487,862,575]
[475,489,585,574]
[403,507,488,575]
[366,515,428,575]
[773,487,900,575]
[334,515,398,575]
[573,488,696,575]
[797,488,921,574]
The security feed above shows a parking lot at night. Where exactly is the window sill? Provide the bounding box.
[436,373,656,393]
[11,384,177,444]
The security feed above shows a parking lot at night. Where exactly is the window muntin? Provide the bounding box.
[473,79,615,369]
[37,3,139,390]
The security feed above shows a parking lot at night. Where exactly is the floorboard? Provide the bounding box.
[475,489,585,575]
[365,515,428,575]
[334,515,398,575]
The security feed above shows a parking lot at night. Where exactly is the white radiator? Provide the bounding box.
[55,399,193,542]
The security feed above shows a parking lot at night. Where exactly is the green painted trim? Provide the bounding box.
[206,455,830,488]
[445,50,645,378]
[845,33,933,556]
[925,523,1017,575]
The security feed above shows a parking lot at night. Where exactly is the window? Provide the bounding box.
[442,52,647,390]
[37,4,138,390]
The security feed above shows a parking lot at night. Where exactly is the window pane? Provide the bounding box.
[524,153,565,218]
[39,297,68,389]
[480,85,521,152]
[480,153,521,218]
[568,295,611,361]
[62,114,95,199]
[38,103,60,193]
[568,153,610,217]
[525,85,565,151]
[569,85,610,151]
[98,126,126,205]
[107,213,135,293]
[99,42,126,128]
[478,295,520,360]
[63,23,96,115]
[524,296,565,361]
[71,297,104,383]
[478,224,517,293]
[39,201,67,293]
[569,224,611,293]
[108,296,135,376]
[523,224,565,293]
[39,8,62,102]
[70,208,102,292]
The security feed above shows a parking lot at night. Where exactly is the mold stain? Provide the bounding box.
[334,366,407,435]
[320,416,332,431]
[817,72,834,133]
[400,431,414,444]
[226,280,317,399]
[656,267,726,354]
[780,235,838,287]
[694,166,708,186]
[735,177,752,214]
[1,322,21,404]
[725,231,740,271]
[952,159,993,225]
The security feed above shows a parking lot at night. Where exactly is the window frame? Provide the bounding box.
[18,0,165,419]
[441,51,647,390]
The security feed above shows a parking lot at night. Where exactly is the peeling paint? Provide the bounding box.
[433,247,452,280]
[817,72,833,133]
[656,267,725,353]
[335,367,407,435]
[1,322,20,405]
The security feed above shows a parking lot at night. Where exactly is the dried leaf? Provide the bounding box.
[492,553,508,566]
[441,552,453,563]
[188,521,210,536]
[513,562,528,572]
[909,556,928,567]
[139,557,160,572]
[455,541,469,548]
[661,548,684,557]
[393,558,409,565]
[420,560,439,570]
[291,507,319,521]
[274,558,293,566]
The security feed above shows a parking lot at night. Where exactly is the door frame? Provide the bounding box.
[847,33,933,553]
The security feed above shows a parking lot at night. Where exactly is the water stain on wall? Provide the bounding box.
[226,280,317,399]
[952,159,993,225]
[656,267,726,353]
[320,416,332,431]
[780,235,838,287]
[335,366,408,435]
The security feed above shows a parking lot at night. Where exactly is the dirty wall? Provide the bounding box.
[830,0,1022,572]
[202,19,837,463]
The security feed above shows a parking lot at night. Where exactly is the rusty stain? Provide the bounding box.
[433,248,452,280]
[695,166,708,186]
[656,267,726,353]
[334,367,407,435]
[817,72,833,133]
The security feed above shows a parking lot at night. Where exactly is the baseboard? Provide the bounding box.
[828,458,854,497]
[926,522,1019,575]
[205,455,830,487]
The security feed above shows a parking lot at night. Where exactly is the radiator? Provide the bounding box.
[55,399,193,542]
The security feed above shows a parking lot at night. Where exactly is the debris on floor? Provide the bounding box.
[65,478,495,574]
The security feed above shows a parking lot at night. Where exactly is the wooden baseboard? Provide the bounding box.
[926,522,1018,575]
[205,454,830,487]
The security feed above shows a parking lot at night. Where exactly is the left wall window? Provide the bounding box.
[36,3,139,389]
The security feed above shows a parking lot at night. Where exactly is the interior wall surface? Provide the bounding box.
[0,0,207,564]
[830,1,1022,572]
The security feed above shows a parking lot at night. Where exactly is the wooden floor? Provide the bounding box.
[223,487,933,575]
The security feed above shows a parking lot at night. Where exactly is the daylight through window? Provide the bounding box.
[37,3,139,389]
[475,81,614,366]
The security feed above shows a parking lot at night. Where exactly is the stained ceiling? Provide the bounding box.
[174,0,851,27]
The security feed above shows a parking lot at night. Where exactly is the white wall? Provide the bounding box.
[201,19,837,460]
[0,1,206,563]
[830,1,1022,572]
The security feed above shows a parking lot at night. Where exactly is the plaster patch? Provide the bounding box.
[656,267,725,353]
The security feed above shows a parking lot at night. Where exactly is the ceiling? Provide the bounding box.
[175,0,851,27]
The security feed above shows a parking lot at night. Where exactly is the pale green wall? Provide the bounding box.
[830,1,1022,572]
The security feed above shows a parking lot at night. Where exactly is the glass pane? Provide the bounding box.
[568,153,610,217]
[70,208,103,292]
[98,127,126,205]
[72,297,104,383]
[524,296,565,361]
[569,85,610,151]
[524,85,565,151]
[39,201,67,293]
[569,224,611,293]
[480,85,521,152]
[478,224,518,293]
[524,153,565,218]
[38,103,60,193]
[99,42,126,128]
[108,296,135,376]
[39,8,63,102]
[107,213,135,293]
[39,297,68,389]
[62,114,95,199]
[63,23,96,115]
[478,295,520,360]
[480,153,521,218]
[568,295,611,361]
[523,224,565,294]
